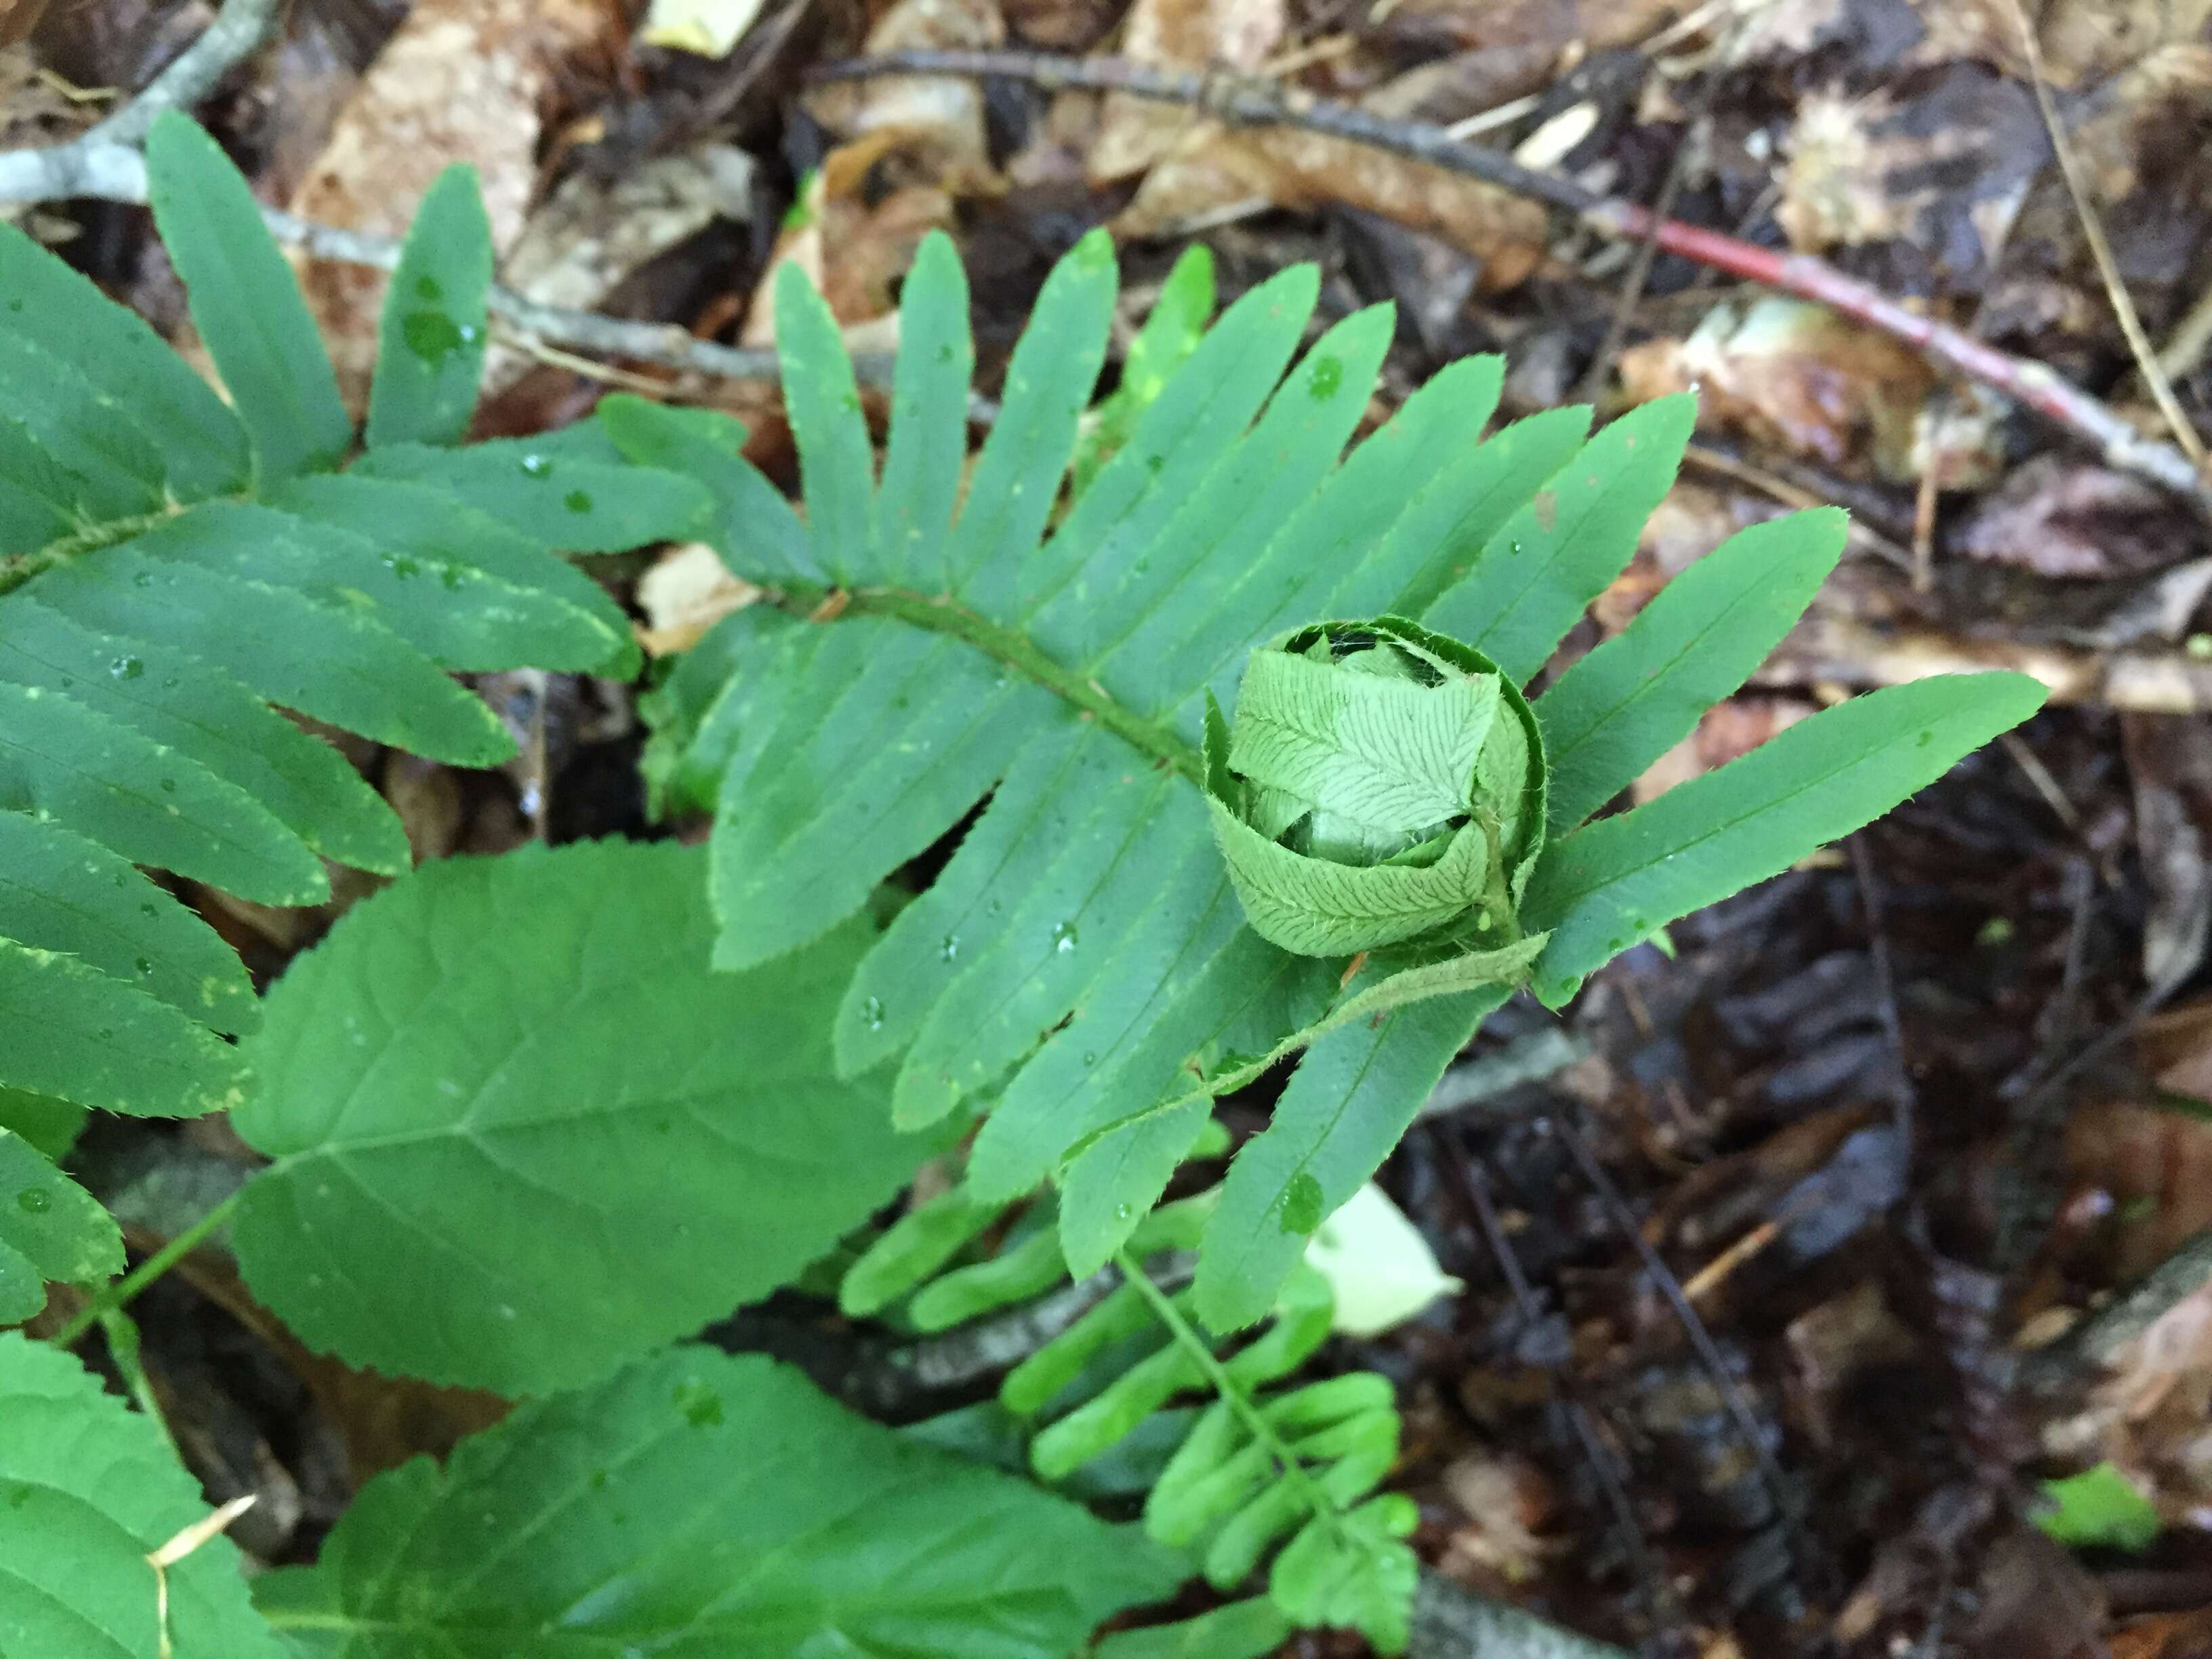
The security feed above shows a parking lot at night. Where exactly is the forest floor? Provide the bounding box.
[12,0,2212,1653]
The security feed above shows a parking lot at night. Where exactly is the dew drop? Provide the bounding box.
[1114,1203,1134,1221]
[400,309,464,365]
[139,902,158,918]
[1050,921,1079,954]
[414,274,444,302]
[159,778,176,794]
[1279,1172,1324,1234]
[15,1187,49,1214]
[520,453,552,477]
[382,554,422,579]
[440,565,464,590]
[1082,1052,1097,1067]
[134,957,152,977]
[1307,354,1343,400]
[861,996,886,1031]
[110,655,143,679]
[939,935,959,962]
[673,1378,724,1427]
[1917,730,1933,747]
[565,490,594,514]
[131,570,153,588]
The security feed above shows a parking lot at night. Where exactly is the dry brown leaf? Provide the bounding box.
[483,142,757,396]
[1777,73,2046,283]
[1957,457,2206,581]
[636,542,758,657]
[2113,1607,2212,1659]
[1085,0,1285,184]
[802,0,1006,190]
[1620,298,1952,480]
[288,0,611,406]
[1437,1452,1556,1584]
[1118,121,1547,286]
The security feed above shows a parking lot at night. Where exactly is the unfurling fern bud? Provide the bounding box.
[1202,618,1546,958]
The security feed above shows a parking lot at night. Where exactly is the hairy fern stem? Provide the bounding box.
[776,583,1206,783]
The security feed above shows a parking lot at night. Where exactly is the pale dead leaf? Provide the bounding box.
[1620,298,1940,479]
[1086,0,1285,184]
[1118,123,1547,287]
[636,542,759,657]
[639,0,769,57]
[288,0,609,406]
[802,0,1006,190]
[484,142,756,396]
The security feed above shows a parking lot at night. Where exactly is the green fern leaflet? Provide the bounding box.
[0,115,703,1315]
[613,230,2044,1334]
[615,231,2043,1327]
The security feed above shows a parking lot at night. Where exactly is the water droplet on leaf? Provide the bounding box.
[110,655,143,679]
[939,935,958,962]
[565,490,594,514]
[400,309,464,365]
[860,996,885,1030]
[1279,1172,1325,1234]
[15,1187,49,1214]
[673,1379,724,1427]
[520,453,552,477]
[1051,921,1079,954]
[1308,355,1343,399]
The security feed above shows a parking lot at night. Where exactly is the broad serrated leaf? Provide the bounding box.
[1523,673,2050,1002]
[875,230,972,587]
[231,840,944,1393]
[0,811,255,1033]
[1197,988,1504,1332]
[709,615,1057,973]
[0,598,408,877]
[250,1347,1183,1656]
[351,436,712,552]
[0,682,328,907]
[0,1127,120,1322]
[1072,244,1214,499]
[0,223,250,500]
[1536,507,1847,835]
[0,327,169,518]
[0,938,247,1117]
[29,544,516,766]
[145,111,352,479]
[367,164,492,449]
[265,472,636,674]
[0,415,83,554]
[0,1332,283,1658]
[0,1089,87,1162]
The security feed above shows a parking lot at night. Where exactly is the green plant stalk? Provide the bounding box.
[1114,1248,1342,1529]
[0,506,189,596]
[52,1187,243,1347]
[785,583,1205,783]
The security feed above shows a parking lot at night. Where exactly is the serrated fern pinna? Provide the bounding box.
[616,231,2045,1334]
[0,115,701,1134]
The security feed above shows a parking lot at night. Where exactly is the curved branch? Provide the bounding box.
[811,47,2212,518]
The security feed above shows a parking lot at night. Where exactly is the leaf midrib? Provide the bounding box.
[786,585,1204,783]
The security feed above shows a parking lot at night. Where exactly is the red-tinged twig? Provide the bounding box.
[811,49,2212,516]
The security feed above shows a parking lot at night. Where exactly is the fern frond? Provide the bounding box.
[0,118,703,1154]
[602,239,1571,1311]
[840,1128,1417,1652]
[613,229,2043,1331]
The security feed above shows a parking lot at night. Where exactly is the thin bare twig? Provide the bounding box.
[810,49,2212,516]
[1550,1115,1816,1580]
[2003,0,2205,466]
